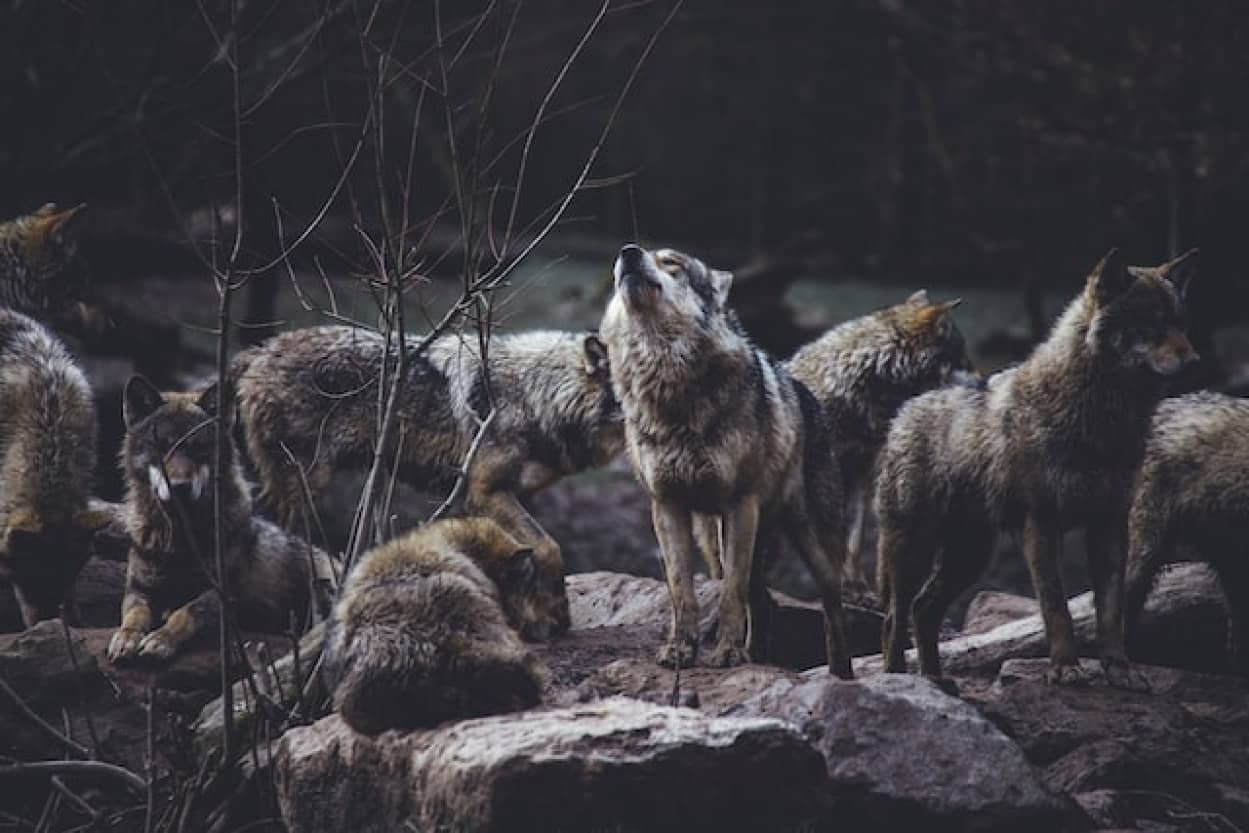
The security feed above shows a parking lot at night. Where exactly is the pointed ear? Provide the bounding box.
[1160,248,1199,299]
[1089,248,1132,306]
[505,547,539,587]
[710,269,733,308]
[913,298,961,330]
[123,375,164,428]
[27,203,85,247]
[582,334,610,379]
[196,379,232,422]
[906,289,930,307]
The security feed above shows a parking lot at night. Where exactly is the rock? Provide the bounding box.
[275,697,828,833]
[855,564,1230,679]
[735,673,1076,832]
[567,570,883,670]
[963,591,1038,635]
[0,619,97,700]
[568,657,799,712]
[978,658,1249,832]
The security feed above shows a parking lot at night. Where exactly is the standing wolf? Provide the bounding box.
[232,327,623,638]
[876,249,1198,686]
[323,516,547,734]
[108,376,336,663]
[787,290,972,585]
[0,308,109,626]
[600,244,850,675]
[1125,392,1249,675]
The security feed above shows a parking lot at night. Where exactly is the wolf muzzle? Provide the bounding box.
[149,454,210,503]
[616,244,659,298]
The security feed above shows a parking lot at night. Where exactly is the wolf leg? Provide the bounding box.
[1087,517,1147,689]
[1123,505,1174,657]
[651,499,700,667]
[1023,513,1084,685]
[913,521,992,684]
[108,584,156,663]
[693,513,722,579]
[136,590,220,662]
[785,507,852,679]
[877,525,929,674]
[707,496,758,667]
[468,487,562,571]
[1211,555,1249,676]
[843,477,870,588]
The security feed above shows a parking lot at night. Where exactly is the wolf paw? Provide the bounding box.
[1103,658,1150,692]
[107,628,146,664]
[705,640,750,668]
[656,638,698,668]
[136,630,177,662]
[1044,661,1091,686]
[925,674,961,696]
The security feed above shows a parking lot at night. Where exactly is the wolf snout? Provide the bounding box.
[618,243,644,266]
[151,454,210,502]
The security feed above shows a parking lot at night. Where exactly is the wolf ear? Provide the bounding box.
[582,334,610,379]
[1089,248,1132,306]
[123,375,164,428]
[505,547,539,587]
[196,380,233,422]
[1160,248,1199,299]
[906,289,930,307]
[710,269,733,308]
[27,203,86,247]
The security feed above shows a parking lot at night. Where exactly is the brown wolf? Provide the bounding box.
[107,376,336,664]
[599,244,850,676]
[0,308,110,626]
[232,326,624,638]
[876,249,1198,687]
[786,290,972,585]
[322,516,546,734]
[1125,392,1249,674]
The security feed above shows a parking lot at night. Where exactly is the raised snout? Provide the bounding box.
[614,243,660,301]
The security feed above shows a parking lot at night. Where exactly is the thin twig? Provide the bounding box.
[0,761,147,795]
[428,409,497,522]
[0,677,89,758]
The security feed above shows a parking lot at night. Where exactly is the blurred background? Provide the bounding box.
[4,0,1248,601]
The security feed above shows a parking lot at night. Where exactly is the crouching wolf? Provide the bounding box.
[600,244,851,675]
[0,309,110,626]
[108,376,337,664]
[876,249,1198,686]
[787,290,972,586]
[1126,392,1249,675]
[232,326,625,638]
[322,516,547,734]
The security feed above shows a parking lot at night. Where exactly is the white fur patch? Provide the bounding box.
[191,464,210,500]
[148,465,171,502]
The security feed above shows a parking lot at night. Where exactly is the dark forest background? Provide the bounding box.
[4,0,1249,372]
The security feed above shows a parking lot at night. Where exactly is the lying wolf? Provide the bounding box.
[600,243,850,676]
[876,249,1198,687]
[232,326,625,638]
[323,516,548,734]
[108,376,336,664]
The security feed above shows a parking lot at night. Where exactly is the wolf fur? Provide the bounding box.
[322,516,546,734]
[107,376,336,664]
[232,326,624,637]
[875,249,1198,686]
[786,289,972,585]
[0,308,108,626]
[600,244,850,675]
[1126,392,1249,674]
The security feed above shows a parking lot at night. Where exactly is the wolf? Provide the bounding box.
[322,516,548,734]
[107,376,337,664]
[0,308,111,626]
[875,248,1198,686]
[786,290,972,586]
[1125,392,1249,674]
[599,243,850,675]
[232,326,624,637]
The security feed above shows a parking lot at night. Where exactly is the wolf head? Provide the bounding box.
[444,516,572,641]
[0,203,88,317]
[610,244,734,327]
[892,289,974,378]
[123,375,231,508]
[1084,249,1199,376]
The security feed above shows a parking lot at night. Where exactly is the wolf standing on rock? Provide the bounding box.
[876,249,1198,687]
[108,377,336,664]
[787,289,972,586]
[600,244,850,676]
[0,308,109,626]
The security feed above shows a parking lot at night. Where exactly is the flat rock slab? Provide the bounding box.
[275,697,827,833]
[854,564,1230,679]
[735,673,1077,833]
[978,658,1249,831]
[568,570,883,670]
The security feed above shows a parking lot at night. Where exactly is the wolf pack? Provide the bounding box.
[0,201,1239,737]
